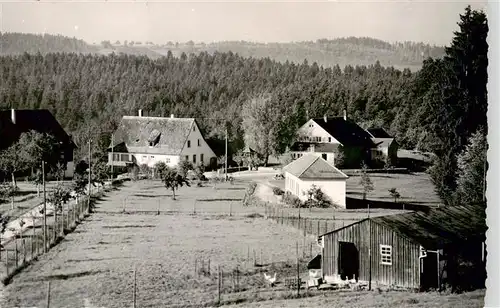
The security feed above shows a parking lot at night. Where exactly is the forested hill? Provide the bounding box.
[0,51,426,159]
[1,32,445,71]
[0,33,99,54]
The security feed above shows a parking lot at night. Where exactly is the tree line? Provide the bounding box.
[0,6,488,207]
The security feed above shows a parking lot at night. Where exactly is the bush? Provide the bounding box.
[243,182,258,207]
[303,185,332,208]
[283,192,303,208]
[272,186,284,196]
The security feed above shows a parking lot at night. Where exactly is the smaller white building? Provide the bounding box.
[283,153,349,208]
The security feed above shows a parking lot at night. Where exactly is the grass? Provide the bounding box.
[268,171,440,207]
[1,179,321,308]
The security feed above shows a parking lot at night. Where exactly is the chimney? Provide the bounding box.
[323,114,327,123]
[11,109,16,124]
[170,114,175,119]
[138,109,143,117]
[343,109,347,121]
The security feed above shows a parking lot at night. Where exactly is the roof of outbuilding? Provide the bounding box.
[0,109,76,151]
[111,116,195,155]
[366,128,392,138]
[321,204,487,250]
[283,153,348,180]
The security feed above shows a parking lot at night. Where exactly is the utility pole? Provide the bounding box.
[88,139,92,212]
[111,133,114,181]
[368,203,372,291]
[42,161,47,253]
[225,124,228,181]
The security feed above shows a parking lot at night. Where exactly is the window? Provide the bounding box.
[166,158,171,163]
[113,153,120,161]
[142,155,147,159]
[185,155,189,161]
[198,139,201,146]
[309,124,313,128]
[187,140,191,148]
[193,154,197,164]
[380,245,392,265]
[151,156,155,158]
[193,125,196,132]
[200,154,204,163]
[328,137,331,142]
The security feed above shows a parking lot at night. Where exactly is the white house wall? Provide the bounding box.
[133,153,180,168]
[180,121,217,167]
[285,172,346,208]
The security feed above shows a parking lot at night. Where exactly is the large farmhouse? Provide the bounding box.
[0,109,76,178]
[318,204,486,291]
[290,112,375,168]
[283,154,349,208]
[108,111,217,170]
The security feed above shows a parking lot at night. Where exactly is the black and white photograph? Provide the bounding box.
[0,1,497,307]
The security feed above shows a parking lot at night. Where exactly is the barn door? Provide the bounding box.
[338,241,359,281]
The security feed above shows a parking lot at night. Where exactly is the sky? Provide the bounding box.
[0,0,489,46]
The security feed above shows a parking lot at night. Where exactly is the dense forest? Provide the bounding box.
[1,33,445,72]
[0,6,488,206]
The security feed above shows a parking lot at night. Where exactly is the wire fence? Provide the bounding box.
[0,183,113,285]
[35,242,321,308]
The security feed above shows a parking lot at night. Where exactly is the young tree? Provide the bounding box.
[177,160,194,178]
[0,142,24,188]
[0,183,17,210]
[48,184,73,234]
[241,94,282,166]
[359,162,374,200]
[455,127,487,205]
[233,150,245,171]
[162,168,190,200]
[388,188,401,203]
[154,161,168,180]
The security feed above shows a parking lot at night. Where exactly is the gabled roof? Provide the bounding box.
[321,204,486,250]
[111,116,195,155]
[366,128,392,138]
[290,142,338,153]
[311,117,375,148]
[283,153,348,180]
[0,109,76,151]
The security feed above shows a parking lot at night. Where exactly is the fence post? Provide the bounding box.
[15,237,19,268]
[23,238,26,264]
[218,265,221,304]
[208,259,211,276]
[133,265,137,308]
[46,281,51,308]
[195,258,198,277]
[5,250,9,276]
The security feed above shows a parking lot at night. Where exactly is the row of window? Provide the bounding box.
[187,139,201,148]
[299,136,332,143]
[185,154,204,164]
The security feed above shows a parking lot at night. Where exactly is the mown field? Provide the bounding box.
[0,179,485,308]
[1,179,321,308]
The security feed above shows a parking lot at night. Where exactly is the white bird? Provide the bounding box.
[263,272,277,287]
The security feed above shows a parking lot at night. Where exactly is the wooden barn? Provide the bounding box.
[319,204,486,291]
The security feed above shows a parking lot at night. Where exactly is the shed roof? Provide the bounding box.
[312,117,375,148]
[0,109,76,151]
[321,204,486,250]
[366,128,392,138]
[283,153,348,180]
[111,116,195,155]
